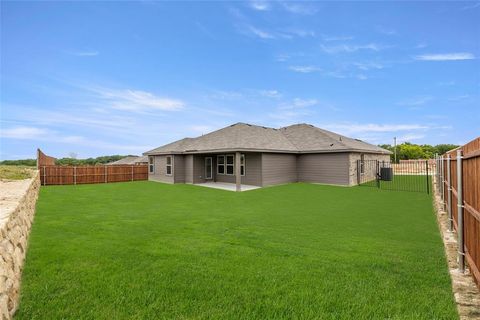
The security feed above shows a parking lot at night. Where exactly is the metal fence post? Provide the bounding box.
[425,160,429,194]
[376,160,380,189]
[446,154,453,231]
[440,156,444,204]
[74,166,77,185]
[457,149,465,272]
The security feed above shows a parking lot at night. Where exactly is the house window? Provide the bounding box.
[166,156,173,176]
[226,154,234,175]
[149,156,155,173]
[360,154,365,174]
[241,154,245,176]
[217,155,225,174]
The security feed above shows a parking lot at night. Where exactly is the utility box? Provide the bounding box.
[380,167,393,181]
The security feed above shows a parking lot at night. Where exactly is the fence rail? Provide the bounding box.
[436,137,480,287]
[358,160,431,193]
[40,165,148,185]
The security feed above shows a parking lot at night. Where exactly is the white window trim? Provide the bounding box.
[217,155,225,175]
[166,155,173,176]
[225,154,235,176]
[241,154,245,176]
[360,154,365,175]
[149,156,155,174]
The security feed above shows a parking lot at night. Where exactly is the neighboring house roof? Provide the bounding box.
[107,156,148,165]
[134,155,149,163]
[144,123,391,155]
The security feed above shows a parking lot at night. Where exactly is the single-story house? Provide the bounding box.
[143,123,391,191]
[107,155,149,165]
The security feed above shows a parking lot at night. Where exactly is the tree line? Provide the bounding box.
[0,143,459,167]
[0,155,137,167]
[378,143,459,162]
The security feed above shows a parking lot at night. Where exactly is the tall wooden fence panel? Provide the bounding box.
[40,165,148,185]
[37,148,56,167]
[442,137,480,287]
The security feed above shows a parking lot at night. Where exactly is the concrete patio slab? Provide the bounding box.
[195,182,260,192]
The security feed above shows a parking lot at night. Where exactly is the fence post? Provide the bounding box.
[425,160,429,194]
[43,166,46,186]
[440,156,444,204]
[131,165,134,181]
[376,160,380,189]
[446,154,453,231]
[456,149,465,272]
[74,166,77,185]
[105,165,107,183]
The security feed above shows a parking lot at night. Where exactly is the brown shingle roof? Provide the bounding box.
[107,155,149,165]
[144,123,391,155]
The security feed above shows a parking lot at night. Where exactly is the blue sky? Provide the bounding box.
[1,1,479,159]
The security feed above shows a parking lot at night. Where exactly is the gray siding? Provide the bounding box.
[174,155,185,183]
[192,155,206,184]
[184,155,193,183]
[297,153,349,185]
[149,155,174,183]
[209,153,261,186]
[261,153,297,186]
[214,153,262,186]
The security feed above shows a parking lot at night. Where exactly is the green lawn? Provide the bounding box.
[17,182,457,319]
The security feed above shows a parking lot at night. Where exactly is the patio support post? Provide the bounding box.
[457,149,464,273]
[235,151,241,192]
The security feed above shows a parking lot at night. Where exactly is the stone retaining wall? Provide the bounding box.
[0,171,40,319]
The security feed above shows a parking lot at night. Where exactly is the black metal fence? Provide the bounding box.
[357,160,431,193]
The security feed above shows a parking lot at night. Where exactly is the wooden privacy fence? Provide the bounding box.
[37,148,148,185]
[436,137,480,287]
[40,165,148,185]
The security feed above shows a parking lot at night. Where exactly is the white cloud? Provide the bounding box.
[0,126,49,139]
[320,43,385,54]
[398,96,434,106]
[190,125,214,133]
[281,2,318,15]
[323,123,430,134]
[461,1,480,10]
[322,35,354,41]
[280,98,318,109]
[248,0,271,11]
[259,90,282,98]
[356,74,368,80]
[396,133,425,143]
[448,94,470,101]
[415,53,475,61]
[89,87,184,112]
[67,50,99,57]
[376,26,397,36]
[288,65,321,73]
[247,25,275,39]
[352,62,384,71]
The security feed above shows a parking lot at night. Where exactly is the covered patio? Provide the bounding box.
[195,182,260,192]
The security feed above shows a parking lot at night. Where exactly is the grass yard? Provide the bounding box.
[16,182,457,319]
